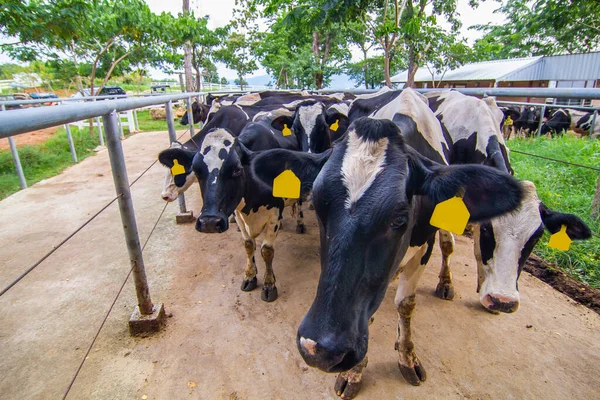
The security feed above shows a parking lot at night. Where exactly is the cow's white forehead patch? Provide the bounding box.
[328,102,349,116]
[298,103,323,150]
[201,129,235,174]
[341,129,388,209]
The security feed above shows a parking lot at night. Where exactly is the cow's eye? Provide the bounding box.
[391,215,408,232]
[232,167,243,177]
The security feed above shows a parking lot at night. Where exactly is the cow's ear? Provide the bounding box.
[237,141,253,165]
[539,203,591,240]
[250,148,332,197]
[409,153,524,222]
[158,148,195,187]
[271,115,295,132]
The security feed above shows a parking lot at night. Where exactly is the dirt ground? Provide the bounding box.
[1,130,599,400]
[0,126,60,150]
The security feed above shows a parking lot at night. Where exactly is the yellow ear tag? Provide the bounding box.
[548,225,571,251]
[282,124,292,136]
[273,170,300,199]
[171,159,185,176]
[330,119,339,132]
[430,196,470,235]
[504,116,513,127]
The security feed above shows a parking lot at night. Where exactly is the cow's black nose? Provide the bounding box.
[196,215,228,233]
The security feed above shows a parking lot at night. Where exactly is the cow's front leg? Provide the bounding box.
[296,199,306,234]
[435,230,455,300]
[395,246,428,386]
[260,212,281,302]
[237,211,257,292]
[334,356,368,399]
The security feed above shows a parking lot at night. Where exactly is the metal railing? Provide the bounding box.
[0,90,212,337]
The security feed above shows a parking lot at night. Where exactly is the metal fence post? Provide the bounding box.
[102,110,165,335]
[96,117,104,146]
[64,123,78,163]
[537,105,546,136]
[165,100,194,224]
[2,105,27,189]
[133,109,140,132]
[186,96,195,138]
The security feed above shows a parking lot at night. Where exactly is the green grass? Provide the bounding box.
[506,135,600,288]
[0,126,102,199]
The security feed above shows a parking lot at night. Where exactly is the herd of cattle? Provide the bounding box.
[156,88,592,399]
[499,103,600,139]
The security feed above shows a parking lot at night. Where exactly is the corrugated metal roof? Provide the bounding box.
[390,57,541,83]
[504,52,600,81]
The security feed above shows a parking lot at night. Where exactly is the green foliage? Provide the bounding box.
[220,77,229,85]
[213,31,258,89]
[346,55,406,89]
[473,0,600,59]
[507,136,600,288]
[0,63,28,80]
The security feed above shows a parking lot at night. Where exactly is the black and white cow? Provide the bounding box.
[160,104,252,202]
[160,122,324,302]
[499,105,521,139]
[250,111,525,398]
[542,108,600,137]
[180,100,211,126]
[513,105,541,136]
[252,89,592,398]
[426,90,591,312]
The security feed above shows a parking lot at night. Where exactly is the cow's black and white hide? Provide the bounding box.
[250,111,527,398]
[160,121,325,302]
[426,90,591,312]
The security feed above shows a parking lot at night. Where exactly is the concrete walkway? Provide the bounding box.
[1,130,599,400]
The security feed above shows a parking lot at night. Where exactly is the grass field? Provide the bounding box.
[506,135,600,288]
[0,110,191,200]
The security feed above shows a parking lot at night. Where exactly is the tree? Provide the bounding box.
[1,0,172,97]
[473,0,600,59]
[423,31,474,88]
[253,0,350,89]
[346,55,406,89]
[220,77,229,85]
[214,32,258,91]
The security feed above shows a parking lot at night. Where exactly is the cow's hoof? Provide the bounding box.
[308,203,315,210]
[241,277,257,292]
[229,216,236,224]
[261,285,278,302]
[296,224,306,234]
[434,281,455,300]
[334,374,362,399]
[398,360,426,386]
[237,226,241,232]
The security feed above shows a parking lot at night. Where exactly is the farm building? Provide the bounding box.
[391,51,600,105]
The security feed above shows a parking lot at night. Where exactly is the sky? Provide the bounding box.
[0,0,507,82]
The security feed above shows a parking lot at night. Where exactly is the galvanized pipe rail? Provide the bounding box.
[0,90,211,336]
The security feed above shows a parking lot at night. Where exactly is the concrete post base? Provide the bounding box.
[129,303,166,336]
[176,211,194,224]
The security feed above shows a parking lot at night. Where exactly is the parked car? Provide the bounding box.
[71,86,127,101]
[29,92,58,100]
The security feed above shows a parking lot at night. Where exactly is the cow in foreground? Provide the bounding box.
[251,116,526,398]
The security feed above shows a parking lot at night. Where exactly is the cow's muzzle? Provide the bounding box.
[297,335,362,373]
[481,293,520,313]
[196,214,228,233]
